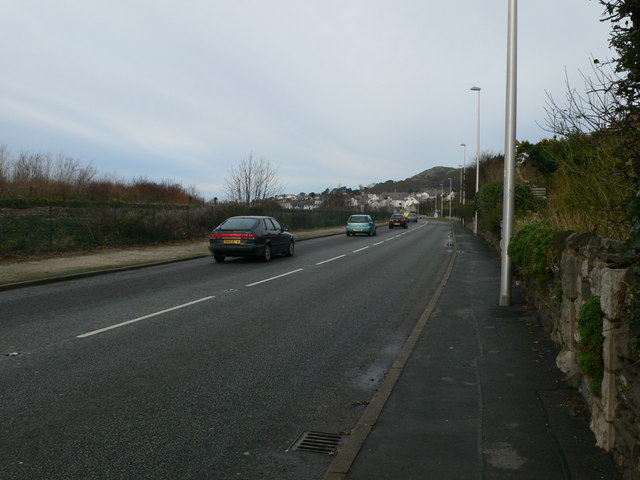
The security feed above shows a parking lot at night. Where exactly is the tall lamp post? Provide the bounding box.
[448,177,452,219]
[460,143,466,225]
[500,0,518,306]
[471,86,481,235]
[460,143,466,206]
[440,183,444,219]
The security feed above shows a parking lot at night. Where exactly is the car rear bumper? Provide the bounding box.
[208,243,264,257]
[347,227,374,234]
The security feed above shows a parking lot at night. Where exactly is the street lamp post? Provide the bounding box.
[471,86,481,235]
[460,143,466,205]
[440,183,444,219]
[460,143,466,226]
[500,0,518,306]
[448,177,452,219]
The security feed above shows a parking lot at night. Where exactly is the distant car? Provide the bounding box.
[389,213,408,229]
[346,214,377,236]
[208,216,294,262]
[406,213,418,223]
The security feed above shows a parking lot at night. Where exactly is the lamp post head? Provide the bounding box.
[470,86,481,92]
[460,143,466,147]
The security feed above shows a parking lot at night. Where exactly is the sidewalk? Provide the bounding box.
[326,223,621,480]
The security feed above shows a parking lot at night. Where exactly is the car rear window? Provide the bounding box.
[220,218,259,230]
[348,216,369,223]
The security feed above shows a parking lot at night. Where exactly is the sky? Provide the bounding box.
[0,0,615,200]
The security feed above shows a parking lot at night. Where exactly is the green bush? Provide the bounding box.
[508,220,558,281]
[476,182,543,238]
[476,181,504,237]
[577,296,604,395]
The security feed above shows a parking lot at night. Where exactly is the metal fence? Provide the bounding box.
[0,204,389,256]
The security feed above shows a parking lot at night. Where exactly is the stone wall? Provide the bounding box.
[520,231,640,478]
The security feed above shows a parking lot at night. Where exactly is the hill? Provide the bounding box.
[367,166,459,194]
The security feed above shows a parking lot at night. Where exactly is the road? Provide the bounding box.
[0,220,453,480]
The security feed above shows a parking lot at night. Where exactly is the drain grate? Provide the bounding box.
[288,431,347,455]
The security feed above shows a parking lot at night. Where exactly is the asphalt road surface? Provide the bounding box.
[1,221,453,480]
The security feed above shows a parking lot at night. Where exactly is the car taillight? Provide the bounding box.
[210,233,257,239]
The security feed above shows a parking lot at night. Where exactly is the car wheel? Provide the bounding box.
[346,232,351,237]
[389,225,393,229]
[262,243,272,262]
[213,254,225,263]
[285,240,294,257]
[373,229,377,236]
[367,230,372,236]
[404,225,408,229]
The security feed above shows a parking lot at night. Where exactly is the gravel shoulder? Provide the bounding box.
[0,227,345,286]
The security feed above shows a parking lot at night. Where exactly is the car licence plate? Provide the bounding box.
[354,228,362,231]
[223,239,241,244]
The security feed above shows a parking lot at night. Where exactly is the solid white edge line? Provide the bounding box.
[352,246,370,253]
[245,268,304,287]
[316,254,346,265]
[77,296,215,338]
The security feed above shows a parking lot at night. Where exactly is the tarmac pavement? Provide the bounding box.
[325,222,622,480]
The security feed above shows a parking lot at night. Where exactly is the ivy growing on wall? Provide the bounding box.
[622,284,640,351]
[577,296,605,395]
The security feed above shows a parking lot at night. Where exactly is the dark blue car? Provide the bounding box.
[209,216,294,262]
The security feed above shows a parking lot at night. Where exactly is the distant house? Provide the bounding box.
[273,190,433,212]
[382,192,420,212]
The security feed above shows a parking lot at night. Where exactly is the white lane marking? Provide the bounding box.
[373,241,384,246]
[245,268,304,287]
[77,296,215,338]
[352,246,370,253]
[316,254,346,265]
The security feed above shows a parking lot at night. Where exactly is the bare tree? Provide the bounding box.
[543,61,625,136]
[224,154,283,205]
[0,145,10,197]
[52,154,97,199]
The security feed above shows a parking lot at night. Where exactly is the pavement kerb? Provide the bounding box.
[323,224,458,480]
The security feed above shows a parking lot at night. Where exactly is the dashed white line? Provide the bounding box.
[77,296,215,338]
[352,246,370,253]
[245,268,304,287]
[373,241,385,245]
[316,254,346,265]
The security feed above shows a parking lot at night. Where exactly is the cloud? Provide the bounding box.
[0,0,616,199]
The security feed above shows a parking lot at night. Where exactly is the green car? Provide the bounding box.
[346,214,377,236]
